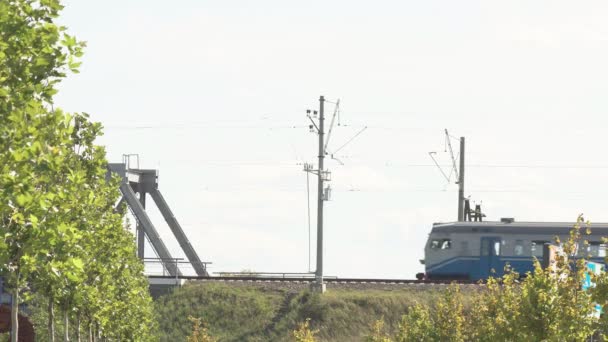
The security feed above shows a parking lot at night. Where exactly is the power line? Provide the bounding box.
[104,124,309,130]
[150,159,608,170]
[324,99,340,152]
[192,186,608,194]
[332,126,368,155]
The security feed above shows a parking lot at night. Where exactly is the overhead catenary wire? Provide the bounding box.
[105,124,311,130]
[443,129,459,181]
[332,126,368,155]
[146,159,608,170]
[194,186,608,194]
[324,100,340,153]
[428,152,451,183]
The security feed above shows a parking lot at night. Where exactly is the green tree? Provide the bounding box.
[395,303,434,342]
[0,1,85,339]
[395,285,465,341]
[475,216,597,341]
[0,1,156,340]
[467,271,521,341]
[433,285,465,341]
[383,216,600,341]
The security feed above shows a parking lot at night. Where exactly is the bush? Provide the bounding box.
[373,215,605,341]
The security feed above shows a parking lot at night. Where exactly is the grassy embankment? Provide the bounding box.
[154,282,461,341]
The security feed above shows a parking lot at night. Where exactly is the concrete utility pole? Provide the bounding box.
[304,96,328,293]
[304,95,358,293]
[315,95,326,293]
[457,137,465,221]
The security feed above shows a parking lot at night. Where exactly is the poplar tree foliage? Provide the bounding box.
[0,1,155,341]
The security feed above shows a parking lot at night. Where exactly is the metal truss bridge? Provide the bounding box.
[108,155,210,277]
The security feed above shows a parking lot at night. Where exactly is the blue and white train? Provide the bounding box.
[420,219,608,280]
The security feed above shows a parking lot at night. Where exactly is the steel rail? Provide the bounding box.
[146,275,476,284]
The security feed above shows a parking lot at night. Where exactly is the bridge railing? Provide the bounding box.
[215,272,338,279]
[143,259,339,280]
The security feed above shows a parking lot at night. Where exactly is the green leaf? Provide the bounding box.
[29,214,39,228]
[15,193,33,207]
[71,258,84,270]
[35,56,50,66]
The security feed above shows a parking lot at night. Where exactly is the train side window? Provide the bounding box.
[514,240,524,256]
[531,241,546,257]
[440,239,451,249]
[430,240,440,249]
[587,242,605,257]
[493,241,501,256]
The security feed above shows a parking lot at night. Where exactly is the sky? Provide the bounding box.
[54,0,608,278]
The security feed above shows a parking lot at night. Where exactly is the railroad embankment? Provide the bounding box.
[154,281,472,341]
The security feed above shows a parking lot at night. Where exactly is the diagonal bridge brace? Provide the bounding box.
[108,162,209,277]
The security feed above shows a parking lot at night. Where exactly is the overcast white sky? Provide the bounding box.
[55,0,608,278]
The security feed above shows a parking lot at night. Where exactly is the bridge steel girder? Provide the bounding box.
[108,162,208,277]
[149,189,208,276]
[119,183,181,277]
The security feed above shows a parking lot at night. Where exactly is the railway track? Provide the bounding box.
[147,275,476,285]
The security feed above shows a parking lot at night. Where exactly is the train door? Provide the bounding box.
[480,237,502,278]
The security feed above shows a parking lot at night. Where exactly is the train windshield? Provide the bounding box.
[430,239,452,250]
